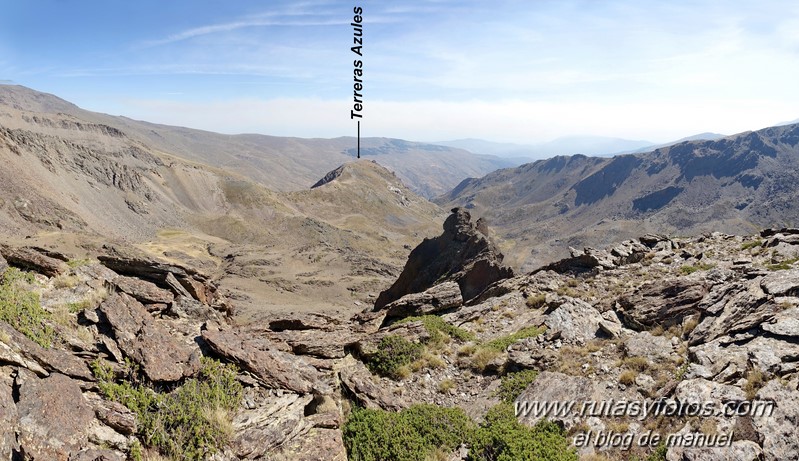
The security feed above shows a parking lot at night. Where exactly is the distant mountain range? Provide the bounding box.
[0,85,514,199]
[437,125,799,270]
[435,133,728,159]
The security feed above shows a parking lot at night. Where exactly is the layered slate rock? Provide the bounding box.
[0,368,18,455]
[374,208,513,309]
[544,297,604,344]
[383,281,463,319]
[202,328,331,395]
[760,268,799,297]
[515,371,633,429]
[618,277,709,330]
[339,359,407,411]
[16,371,95,459]
[753,379,799,461]
[0,245,69,277]
[99,292,200,382]
[260,312,364,359]
[232,393,314,458]
[688,279,775,345]
[98,246,217,305]
[113,274,174,305]
[0,320,93,380]
[0,254,8,275]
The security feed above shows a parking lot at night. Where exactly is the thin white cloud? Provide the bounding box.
[142,18,341,47]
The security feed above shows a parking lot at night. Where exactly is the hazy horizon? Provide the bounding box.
[3,1,799,145]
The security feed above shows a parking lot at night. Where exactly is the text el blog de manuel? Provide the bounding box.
[351,7,364,157]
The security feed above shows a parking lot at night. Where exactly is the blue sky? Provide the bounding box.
[2,0,799,144]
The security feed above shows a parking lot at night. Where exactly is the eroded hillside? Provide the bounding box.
[439,124,799,271]
[0,86,448,318]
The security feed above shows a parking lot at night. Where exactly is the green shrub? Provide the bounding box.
[343,404,475,461]
[679,263,715,275]
[92,357,242,460]
[766,257,799,271]
[343,402,577,461]
[740,240,763,251]
[497,370,539,403]
[365,335,423,378]
[0,268,55,347]
[397,315,474,342]
[646,442,667,461]
[398,315,476,342]
[485,326,543,352]
[470,403,578,461]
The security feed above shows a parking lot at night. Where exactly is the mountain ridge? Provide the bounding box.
[0,84,512,198]
[438,123,799,271]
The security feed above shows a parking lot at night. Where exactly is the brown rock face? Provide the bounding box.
[0,369,18,456]
[617,278,709,330]
[374,208,513,310]
[0,245,69,277]
[98,246,217,305]
[16,371,94,460]
[99,292,199,382]
[113,274,174,305]
[202,328,331,395]
[0,320,93,380]
[383,281,463,319]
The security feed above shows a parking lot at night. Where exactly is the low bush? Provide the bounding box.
[343,404,474,461]
[365,334,423,378]
[0,268,55,347]
[485,326,544,352]
[92,357,242,460]
[398,315,475,342]
[497,369,539,403]
[343,401,577,461]
[679,263,715,275]
[470,403,578,461]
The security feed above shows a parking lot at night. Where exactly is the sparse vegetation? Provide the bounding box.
[525,293,547,309]
[438,378,456,394]
[679,262,715,275]
[0,267,55,348]
[53,274,80,289]
[744,369,765,400]
[398,315,475,343]
[619,370,637,385]
[92,357,242,460]
[622,356,650,373]
[741,239,764,251]
[470,347,501,372]
[66,258,93,268]
[766,257,799,271]
[497,369,538,403]
[66,286,110,313]
[485,326,544,352]
[365,335,423,379]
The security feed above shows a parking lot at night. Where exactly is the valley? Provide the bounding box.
[1,84,798,461]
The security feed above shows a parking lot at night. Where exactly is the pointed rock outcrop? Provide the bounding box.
[374,208,513,311]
